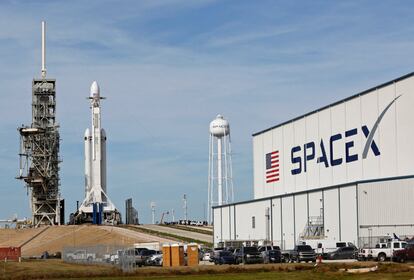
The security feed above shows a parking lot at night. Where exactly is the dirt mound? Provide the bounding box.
[0,225,175,257]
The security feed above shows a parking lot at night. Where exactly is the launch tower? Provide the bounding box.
[17,21,62,226]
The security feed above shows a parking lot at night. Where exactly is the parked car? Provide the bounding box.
[146,251,163,266]
[209,248,225,262]
[258,245,282,263]
[262,249,282,263]
[201,249,212,261]
[234,247,263,264]
[326,246,357,260]
[135,249,156,266]
[258,245,281,252]
[358,241,407,261]
[393,243,414,263]
[212,250,236,265]
[282,245,316,263]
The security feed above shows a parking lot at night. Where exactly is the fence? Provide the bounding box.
[63,245,136,272]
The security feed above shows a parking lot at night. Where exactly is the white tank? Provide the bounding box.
[101,128,107,198]
[209,114,230,137]
[84,128,92,196]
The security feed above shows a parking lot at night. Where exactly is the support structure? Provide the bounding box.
[17,21,62,226]
[125,198,139,225]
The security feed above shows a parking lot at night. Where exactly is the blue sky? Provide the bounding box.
[0,0,414,224]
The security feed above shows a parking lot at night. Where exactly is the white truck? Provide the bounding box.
[358,241,407,261]
[134,242,160,251]
[66,250,96,262]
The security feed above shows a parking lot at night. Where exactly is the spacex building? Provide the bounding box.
[213,73,414,249]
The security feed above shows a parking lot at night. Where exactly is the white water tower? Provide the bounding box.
[208,114,234,224]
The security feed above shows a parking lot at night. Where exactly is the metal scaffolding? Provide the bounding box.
[17,79,61,227]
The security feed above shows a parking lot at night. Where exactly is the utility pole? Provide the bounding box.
[203,203,206,222]
[150,202,156,224]
[183,194,188,221]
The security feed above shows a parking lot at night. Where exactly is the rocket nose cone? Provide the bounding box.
[90,81,100,98]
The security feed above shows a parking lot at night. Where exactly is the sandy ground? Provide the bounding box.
[0,225,176,257]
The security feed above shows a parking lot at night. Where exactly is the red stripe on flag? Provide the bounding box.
[266,173,279,179]
[266,178,280,183]
[266,169,279,174]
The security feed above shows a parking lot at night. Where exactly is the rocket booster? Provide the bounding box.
[84,81,107,204]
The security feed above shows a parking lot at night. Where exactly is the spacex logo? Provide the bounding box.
[290,95,401,175]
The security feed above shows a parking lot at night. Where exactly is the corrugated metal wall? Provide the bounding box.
[253,75,414,199]
[358,178,414,237]
[213,177,413,248]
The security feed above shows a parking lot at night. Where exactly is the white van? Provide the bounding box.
[299,240,356,255]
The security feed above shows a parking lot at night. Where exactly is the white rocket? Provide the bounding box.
[79,81,116,214]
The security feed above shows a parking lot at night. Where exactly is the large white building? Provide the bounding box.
[213,73,414,249]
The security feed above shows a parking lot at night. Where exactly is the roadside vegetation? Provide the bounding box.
[1,259,413,280]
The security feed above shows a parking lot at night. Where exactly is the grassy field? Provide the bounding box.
[0,259,413,279]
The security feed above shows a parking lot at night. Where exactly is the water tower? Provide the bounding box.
[208,114,234,224]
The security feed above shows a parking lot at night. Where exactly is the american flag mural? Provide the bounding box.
[266,150,279,183]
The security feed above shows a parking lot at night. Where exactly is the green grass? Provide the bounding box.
[65,270,414,280]
[1,259,413,280]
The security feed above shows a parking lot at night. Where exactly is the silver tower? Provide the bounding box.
[17,21,62,227]
[77,81,120,224]
[208,114,234,224]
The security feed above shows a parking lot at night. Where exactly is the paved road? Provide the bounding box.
[137,224,213,244]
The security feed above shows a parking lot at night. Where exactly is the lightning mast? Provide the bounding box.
[17,21,62,226]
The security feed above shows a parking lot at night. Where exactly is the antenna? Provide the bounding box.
[41,21,47,79]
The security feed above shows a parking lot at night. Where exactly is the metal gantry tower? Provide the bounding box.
[17,21,62,227]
